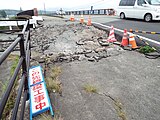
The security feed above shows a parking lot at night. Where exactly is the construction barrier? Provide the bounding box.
[129,29,160,34]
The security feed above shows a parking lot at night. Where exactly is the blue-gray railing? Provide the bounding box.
[65,8,115,15]
[0,19,31,120]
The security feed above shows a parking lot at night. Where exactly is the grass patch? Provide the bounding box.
[46,66,62,94]
[2,55,20,119]
[9,16,16,20]
[33,112,63,120]
[139,46,155,54]
[0,80,7,95]
[83,84,98,93]
[114,100,127,120]
[0,26,8,30]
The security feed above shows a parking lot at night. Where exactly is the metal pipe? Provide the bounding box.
[0,57,24,119]
[26,50,30,73]
[25,30,30,49]
[19,89,28,120]
[22,20,29,34]
[11,74,25,120]
[0,37,21,65]
[19,33,28,97]
[26,42,29,57]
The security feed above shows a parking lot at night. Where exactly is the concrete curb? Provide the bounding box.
[92,22,145,46]
[64,16,160,51]
[92,22,160,52]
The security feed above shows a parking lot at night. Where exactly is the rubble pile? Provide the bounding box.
[30,18,123,63]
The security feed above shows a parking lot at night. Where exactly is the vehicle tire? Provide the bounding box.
[120,13,125,19]
[144,14,152,22]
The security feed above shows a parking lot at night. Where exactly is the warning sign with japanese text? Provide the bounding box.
[29,66,54,119]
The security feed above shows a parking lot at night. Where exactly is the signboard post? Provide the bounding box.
[29,66,54,120]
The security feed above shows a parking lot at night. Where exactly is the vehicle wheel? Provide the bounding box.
[120,13,125,19]
[144,14,152,22]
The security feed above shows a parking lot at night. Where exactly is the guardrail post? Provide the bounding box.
[19,33,29,98]
[104,9,106,15]
[98,10,100,14]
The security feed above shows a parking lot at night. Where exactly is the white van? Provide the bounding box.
[117,0,160,22]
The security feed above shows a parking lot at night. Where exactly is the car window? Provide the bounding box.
[119,0,128,6]
[137,0,147,5]
[119,0,136,6]
[126,0,136,6]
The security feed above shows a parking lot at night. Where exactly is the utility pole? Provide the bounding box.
[44,3,46,14]
[90,6,93,15]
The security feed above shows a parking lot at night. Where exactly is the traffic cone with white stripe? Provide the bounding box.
[129,34,138,49]
[107,26,117,42]
[87,15,92,26]
[80,14,84,24]
[121,29,128,47]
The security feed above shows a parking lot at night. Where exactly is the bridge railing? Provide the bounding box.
[0,19,31,120]
[65,9,115,15]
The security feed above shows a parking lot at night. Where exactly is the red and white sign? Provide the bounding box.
[29,66,43,86]
[30,83,50,114]
[29,66,54,118]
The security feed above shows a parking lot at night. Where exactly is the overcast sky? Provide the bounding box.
[0,0,120,11]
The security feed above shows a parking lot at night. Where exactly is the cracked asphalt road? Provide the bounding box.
[56,51,160,120]
[31,16,160,120]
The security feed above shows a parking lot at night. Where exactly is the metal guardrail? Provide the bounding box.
[0,19,31,120]
[65,9,115,15]
[0,19,27,33]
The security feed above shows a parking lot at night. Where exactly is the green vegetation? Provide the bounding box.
[9,16,16,20]
[114,100,127,120]
[83,84,98,93]
[0,26,8,30]
[2,55,19,119]
[0,81,7,95]
[34,112,63,120]
[0,10,7,18]
[139,45,155,54]
[46,66,62,94]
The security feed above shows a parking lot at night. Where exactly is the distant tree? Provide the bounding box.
[0,10,7,18]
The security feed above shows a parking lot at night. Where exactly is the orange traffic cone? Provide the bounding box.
[129,34,138,49]
[80,15,84,24]
[121,29,128,47]
[107,26,117,42]
[70,14,72,21]
[72,14,75,21]
[87,16,92,26]
[70,13,75,21]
